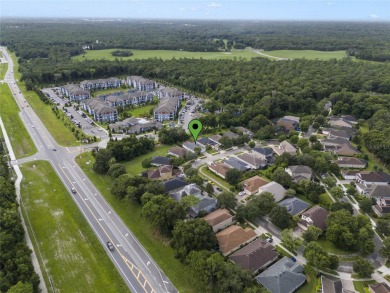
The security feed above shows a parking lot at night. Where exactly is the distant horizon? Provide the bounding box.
[1,0,389,22]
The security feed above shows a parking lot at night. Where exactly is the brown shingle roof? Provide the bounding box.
[229,238,279,272]
[208,162,230,178]
[216,225,257,255]
[202,209,233,227]
[242,175,269,194]
[168,146,188,157]
[368,283,390,293]
[300,205,329,230]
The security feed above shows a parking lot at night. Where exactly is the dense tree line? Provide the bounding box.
[0,142,40,292]
[93,136,154,173]
[111,50,133,57]
[1,20,390,62]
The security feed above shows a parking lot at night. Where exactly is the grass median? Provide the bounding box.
[76,152,197,293]
[0,83,36,158]
[20,161,128,293]
[8,51,78,146]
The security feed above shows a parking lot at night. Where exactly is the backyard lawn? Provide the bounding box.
[353,280,375,293]
[199,165,232,190]
[316,239,356,255]
[296,266,319,293]
[76,152,198,293]
[20,161,128,293]
[0,83,36,158]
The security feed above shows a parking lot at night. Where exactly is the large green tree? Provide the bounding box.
[304,242,339,270]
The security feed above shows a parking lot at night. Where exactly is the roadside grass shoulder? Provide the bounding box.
[0,63,7,80]
[20,161,128,293]
[8,51,78,146]
[0,83,36,158]
[76,152,197,293]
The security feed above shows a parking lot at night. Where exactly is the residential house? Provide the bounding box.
[229,239,279,273]
[274,140,297,156]
[242,175,269,195]
[323,128,354,141]
[216,225,257,255]
[168,146,188,157]
[334,143,361,157]
[321,275,350,293]
[298,205,329,231]
[151,156,171,166]
[276,115,300,131]
[356,171,390,186]
[236,126,254,137]
[197,137,218,150]
[202,209,234,233]
[158,87,184,100]
[153,96,180,122]
[368,185,390,198]
[169,183,202,201]
[259,181,286,202]
[82,99,118,122]
[373,197,390,217]
[223,131,240,140]
[322,137,351,147]
[110,117,162,134]
[126,76,156,91]
[208,162,230,179]
[237,153,267,169]
[163,178,190,193]
[60,84,91,101]
[224,157,251,171]
[145,165,173,180]
[209,134,223,145]
[252,147,275,164]
[255,256,306,293]
[188,196,218,218]
[285,165,313,183]
[105,91,153,107]
[337,157,367,169]
[341,170,360,180]
[368,283,390,293]
[80,77,121,90]
[182,141,205,154]
[328,116,357,128]
[278,197,310,216]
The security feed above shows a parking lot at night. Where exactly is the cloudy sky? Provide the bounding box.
[1,0,389,21]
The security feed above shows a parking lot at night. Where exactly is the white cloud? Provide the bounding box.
[369,13,379,18]
[208,2,221,7]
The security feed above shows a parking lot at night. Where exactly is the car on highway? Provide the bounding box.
[107,241,115,251]
[31,125,34,128]
[71,188,76,194]
[52,149,57,151]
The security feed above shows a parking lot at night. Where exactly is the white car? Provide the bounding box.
[239,191,246,196]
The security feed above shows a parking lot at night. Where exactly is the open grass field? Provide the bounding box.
[0,83,36,158]
[9,51,78,146]
[91,87,126,97]
[20,161,128,293]
[122,144,172,175]
[126,104,155,118]
[316,239,356,255]
[264,50,348,60]
[76,152,198,293]
[0,63,7,80]
[353,280,375,293]
[72,48,260,61]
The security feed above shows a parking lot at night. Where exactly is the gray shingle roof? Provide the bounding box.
[151,156,171,166]
[255,256,306,293]
[224,157,250,171]
[278,197,310,216]
[253,147,274,157]
[163,178,189,193]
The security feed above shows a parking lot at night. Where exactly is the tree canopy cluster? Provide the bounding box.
[0,142,40,292]
[111,50,133,57]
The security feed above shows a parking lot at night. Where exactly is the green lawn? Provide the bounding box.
[72,48,260,61]
[353,280,375,293]
[296,266,319,293]
[126,104,155,118]
[91,87,126,97]
[199,165,232,190]
[319,192,334,207]
[0,83,36,158]
[264,50,348,60]
[122,144,172,175]
[20,161,128,293]
[76,152,198,293]
[316,239,356,255]
[0,63,7,80]
[9,51,78,146]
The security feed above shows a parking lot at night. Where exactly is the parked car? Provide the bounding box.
[239,191,246,196]
[266,237,273,243]
[216,187,222,192]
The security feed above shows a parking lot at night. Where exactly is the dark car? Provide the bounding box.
[52,149,57,151]
[216,187,222,192]
[107,241,115,251]
[71,188,76,194]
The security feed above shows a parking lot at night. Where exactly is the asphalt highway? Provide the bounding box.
[1,47,177,293]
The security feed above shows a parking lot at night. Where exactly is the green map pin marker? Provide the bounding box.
[188,119,203,144]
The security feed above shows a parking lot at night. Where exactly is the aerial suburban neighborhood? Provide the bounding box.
[0,7,390,293]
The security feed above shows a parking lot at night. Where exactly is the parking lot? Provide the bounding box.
[179,96,202,130]
[42,87,108,139]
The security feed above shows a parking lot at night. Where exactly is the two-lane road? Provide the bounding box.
[1,47,177,293]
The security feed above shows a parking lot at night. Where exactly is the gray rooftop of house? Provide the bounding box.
[163,178,189,193]
[223,131,240,139]
[278,197,310,216]
[253,147,274,157]
[188,196,218,218]
[224,157,250,171]
[255,256,306,293]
